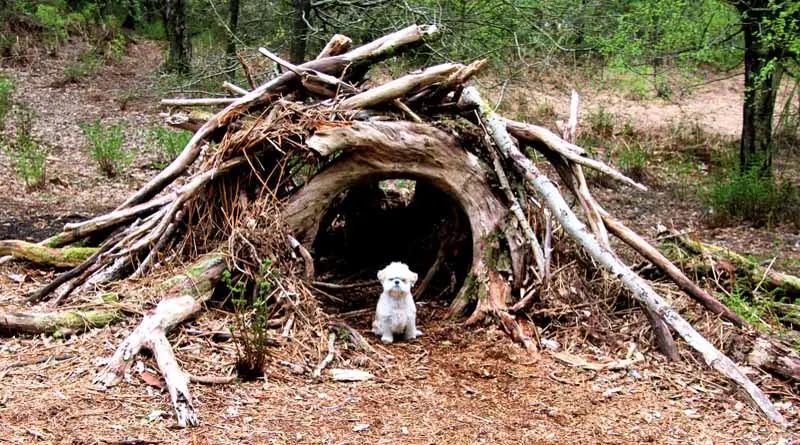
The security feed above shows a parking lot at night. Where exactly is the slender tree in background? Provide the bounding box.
[729,0,798,175]
[165,0,192,73]
[226,0,241,65]
[225,0,239,80]
[290,0,312,63]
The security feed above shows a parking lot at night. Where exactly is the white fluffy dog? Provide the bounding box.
[371,262,422,344]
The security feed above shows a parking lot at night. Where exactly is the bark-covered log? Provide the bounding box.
[747,335,800,383]
[1,307,122,335]
[673,235,800,298]
[0,240,97,268]
[93,252,226,428]
[461,86,786,425]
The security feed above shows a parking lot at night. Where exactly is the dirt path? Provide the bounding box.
[0,41,799,442]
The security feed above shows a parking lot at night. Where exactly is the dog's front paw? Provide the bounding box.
[381,335,394,344]
[415,329,423,337]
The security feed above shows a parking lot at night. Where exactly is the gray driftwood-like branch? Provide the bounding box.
[460,86,785,426]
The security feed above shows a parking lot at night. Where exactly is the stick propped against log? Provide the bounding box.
[459,86,785,425]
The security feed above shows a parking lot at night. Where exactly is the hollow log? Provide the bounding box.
[288,121,516,295]
[93,252,226,428]
[0,240,97,268]
[287,120,533,348]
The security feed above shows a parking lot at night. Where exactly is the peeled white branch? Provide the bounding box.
[222,81,249,96]
[504,118,646,191]
[338,63,460,110]
[93,253,226,428]
[461,86,785,426]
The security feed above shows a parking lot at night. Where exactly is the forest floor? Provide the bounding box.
[0,40,798,444]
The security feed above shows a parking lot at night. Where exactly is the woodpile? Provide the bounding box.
[0,24,795,427]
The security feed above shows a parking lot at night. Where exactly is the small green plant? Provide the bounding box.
[63,50,103,83]
[148,126,191,163]
[586,106,615,139]
[2,106,47,189]
[136,19,168,41]
[615,142,648,182]
[721,284,790,332]
[0,75,14,132]
[104,34,126,62]
[700,166,800,227]
[227,258,280,380]
[80,119,130,177]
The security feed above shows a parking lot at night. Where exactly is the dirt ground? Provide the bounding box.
[1,41,799,444]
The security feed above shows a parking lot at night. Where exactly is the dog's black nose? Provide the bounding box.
[394,280,400,285]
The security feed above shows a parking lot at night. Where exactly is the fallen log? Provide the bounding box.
[1,307,122,335]
[461,86,785,425]
[93,252,226,428]
[0,240,97,268]
[672,235,800,298]
[746,334,800,383]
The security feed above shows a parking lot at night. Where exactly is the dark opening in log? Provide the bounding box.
[312,178,473,309]
[285,121,525,317]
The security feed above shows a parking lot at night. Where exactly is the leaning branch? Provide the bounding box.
[119,24,439,209]
[461,86,785,425]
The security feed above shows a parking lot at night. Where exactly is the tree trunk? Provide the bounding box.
[290,0,312,63]
[225,0,240,79]
[740,14,782,174]
[165,0,191,74]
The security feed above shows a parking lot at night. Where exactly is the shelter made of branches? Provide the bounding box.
[1,25,795,428]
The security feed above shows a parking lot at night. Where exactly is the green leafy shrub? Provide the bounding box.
[700,167,800,227]
[586,106,615,139]
[2,106,47,189]
[149,126,191,162]
[34,4,68,41]
[80,119,130,177]
[0,75,15,132]
[137,19,167,41]
[615,142,648,182]
[63,50,104,83]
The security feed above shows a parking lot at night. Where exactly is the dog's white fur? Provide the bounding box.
[371,262,422,344]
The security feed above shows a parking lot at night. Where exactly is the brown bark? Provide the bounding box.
[290,0,312,64]
[747,335,800,383]
[738,2,783,174]
[225,0,240,76]
[165,0,191,74]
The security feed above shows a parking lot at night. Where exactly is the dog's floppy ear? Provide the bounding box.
[410,272,418,285]
[377,266,387,282]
